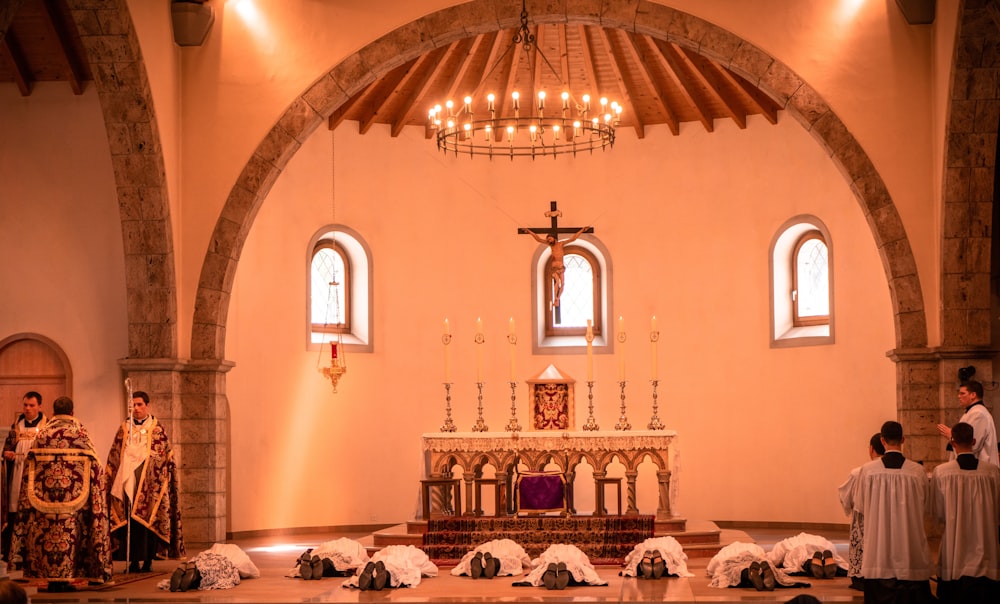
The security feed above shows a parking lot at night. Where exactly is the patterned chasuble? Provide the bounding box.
[10,415,113,582]
[105,416,185,559]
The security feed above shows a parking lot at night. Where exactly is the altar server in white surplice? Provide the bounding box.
[853,420,934,603]
[931,421,1000,603]
[837,432,885,588]
[937,379,999,467]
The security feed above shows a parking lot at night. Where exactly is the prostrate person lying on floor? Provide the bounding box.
[621,536,693,579]
[342,544,438,591]
[513,543,608,590]
[160,543,260,592]
[766,532,847,579]
[706,541,809,592]
[450,538,532,579]
[287,537,369,580]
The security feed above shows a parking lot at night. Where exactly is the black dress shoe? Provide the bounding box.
[822,550,837,579]
[489,555,501,578]
[179,566,200,592]
[128,561,141,574]
[555,562,570,590]
[760,561,777,591]
[311,555,323,580]
[808,551,824,578]
[373,561,389,590]
[747,561,764,590]
[299,550,314,580]
[483,553,497,579]
[358,561,375,590]
[542,563,558,589]
[639,550,654,579]
[470,552,484,579]
[651,552,666,579]
[169,564,186,592]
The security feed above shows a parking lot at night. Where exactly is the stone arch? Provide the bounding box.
[191,0,926,360]
[939,2,998,349]
[66,0,177,359]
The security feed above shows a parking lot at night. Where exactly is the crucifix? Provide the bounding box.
[518,201,594,324]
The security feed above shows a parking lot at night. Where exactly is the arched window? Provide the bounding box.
[532,237,612,352]
[311,241,350,332]
[307,226,372,351]
[792,232,829,326]
[769,217,834,347]
[545,246,602,337]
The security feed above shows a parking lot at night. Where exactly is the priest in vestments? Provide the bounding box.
[106,390,185,572]
[9,396,112,583]
[931,421,1000,603]
[853,420,934,603]
[1,391,46,559]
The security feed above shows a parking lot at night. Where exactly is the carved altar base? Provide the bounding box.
[421,430,678,521]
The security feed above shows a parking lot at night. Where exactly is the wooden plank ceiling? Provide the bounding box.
[0,0,90,96]
[330,23,782,139]
[0,2,782,138]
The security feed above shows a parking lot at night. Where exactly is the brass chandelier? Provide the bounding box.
[428,2,622,159]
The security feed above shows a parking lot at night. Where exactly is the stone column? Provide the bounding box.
[888,347,995,468]
[119,357,233,552]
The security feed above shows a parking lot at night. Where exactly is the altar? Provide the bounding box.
[421,430,677,520]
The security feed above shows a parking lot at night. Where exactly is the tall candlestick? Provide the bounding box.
[475,317,484,382]
[443,318,451,382]
[586,320,594,380]
[508,317,517,382]
[650,315,658,380]
[618,316,626,381]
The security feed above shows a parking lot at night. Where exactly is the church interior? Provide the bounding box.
[1,0,998,601]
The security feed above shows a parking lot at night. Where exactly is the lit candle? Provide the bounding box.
[650,315,658,380]
[476,317,484,382]
[508,317,517,382]
[618,316,626,381]
[443,318,451,383]
[586,320,594,381]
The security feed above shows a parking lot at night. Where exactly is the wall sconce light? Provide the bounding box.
[171,1,215,47]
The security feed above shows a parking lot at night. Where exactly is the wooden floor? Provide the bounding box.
[13,525,865,603]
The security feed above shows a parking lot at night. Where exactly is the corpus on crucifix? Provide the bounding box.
[518,201,593,323]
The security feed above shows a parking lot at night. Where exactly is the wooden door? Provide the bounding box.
[0,335,71,428]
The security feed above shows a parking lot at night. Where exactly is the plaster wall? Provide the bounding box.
[0,84,129,457]
[226,111,895,531]
[160,0,946,357]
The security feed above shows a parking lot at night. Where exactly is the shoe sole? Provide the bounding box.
[483,553,496,579]
[470,552,483,579]
[822,550,837,579]
[542,563,558,589]
[169,565,185,592]
[760,562,776,590]
[748,562,764,591]
[555,562,570,590]
[358,562,375,590]
[373,561,389,590]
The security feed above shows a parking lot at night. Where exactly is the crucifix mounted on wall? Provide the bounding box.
[518,201,593,323]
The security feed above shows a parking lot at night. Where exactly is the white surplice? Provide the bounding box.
[767,532,847,573]
[955,403,999,467]
[621,536,694,577]
[853,454,932,581]
[342,545,438,589]
[931,456,1000,581]
[449,538,532,577]
[520,543,607,586]
[838,465,866,577]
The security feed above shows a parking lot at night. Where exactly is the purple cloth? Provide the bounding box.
[517,474,565,512]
